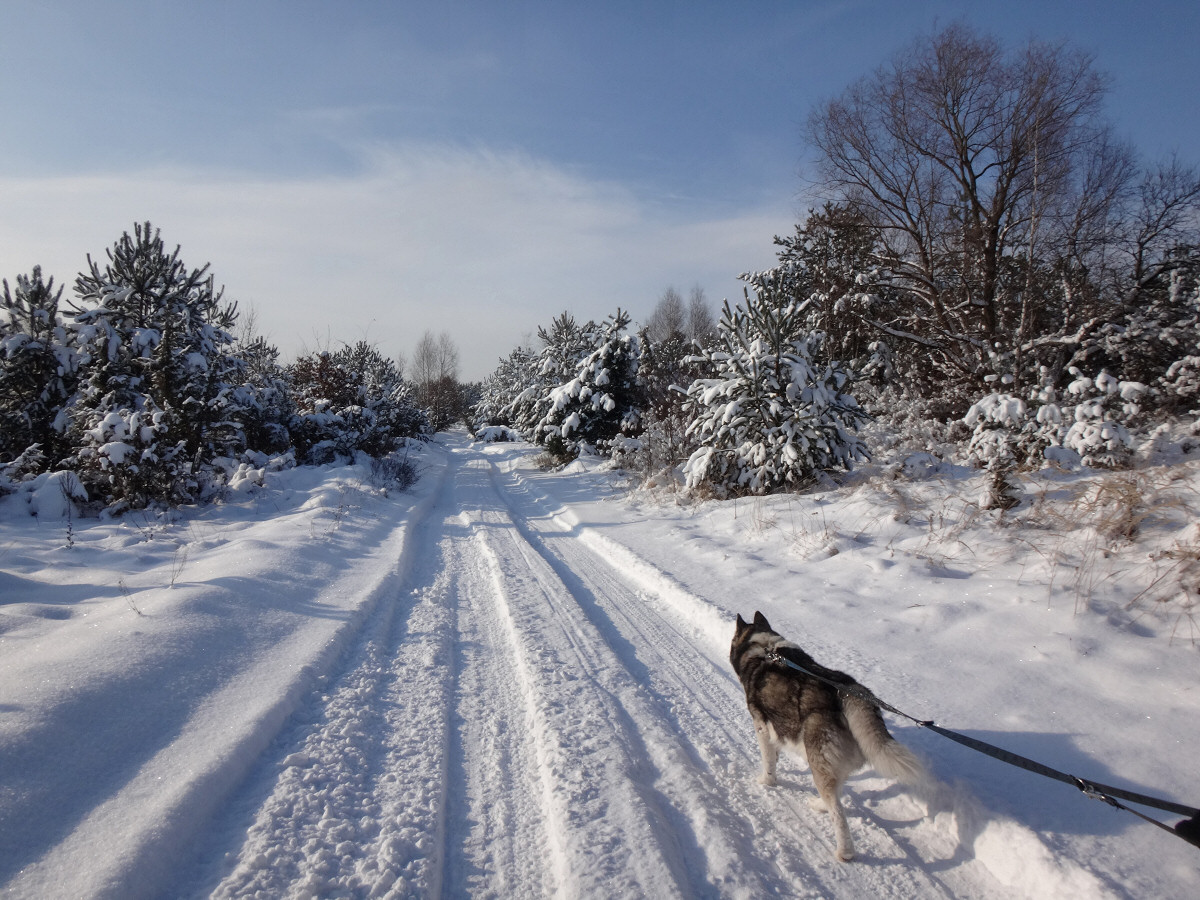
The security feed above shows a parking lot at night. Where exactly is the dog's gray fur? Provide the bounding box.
[730,611,925,861]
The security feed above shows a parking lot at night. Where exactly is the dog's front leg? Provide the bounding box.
[753,715,778,786]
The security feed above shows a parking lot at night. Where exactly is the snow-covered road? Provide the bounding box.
[3,432,1198,898]
[196,443,996,898]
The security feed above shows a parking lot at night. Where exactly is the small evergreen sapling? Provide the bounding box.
[682,283,869,495]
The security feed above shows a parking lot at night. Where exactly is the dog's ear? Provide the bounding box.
[753,610,771,631]
[736,613,749,630]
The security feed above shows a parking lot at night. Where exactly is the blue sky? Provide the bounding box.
[2,1,1197,380]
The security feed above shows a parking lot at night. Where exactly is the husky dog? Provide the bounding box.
[730,611,925,861]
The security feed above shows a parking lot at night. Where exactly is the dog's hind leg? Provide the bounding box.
[805,718,856,862]
[752,714,779,786]
[811,765,854,862]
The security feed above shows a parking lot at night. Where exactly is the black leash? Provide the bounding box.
[763,649,1200,849]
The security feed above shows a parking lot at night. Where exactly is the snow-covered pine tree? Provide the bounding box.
[613,326,699,481]
[0,267,75,471]
[287,351,361,464]
[331,341,429,454]
[537,309,641,459]
[227,335,294,455]
[1139,264,1200,413]
[506,312,594,441]
[1060,369,1141,468]
[474,345,536,431]
[765,203,898,379]
[67,222,242,507]
[682,283,869,495]
[962,392,1032,467]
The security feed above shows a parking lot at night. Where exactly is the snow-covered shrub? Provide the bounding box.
[860,339,895,386]
[961,366,1147,472]
[366,450,419,493]
[537,310,641,460]
[1095,261,1200,409]
[474,425,520,442]
[1061,369,1140,468]
[228,336,293,455]
[962,393,1029,467]
[0,444,47,487]
[1162,355,1200,413]
[287,345,427,465]
[682,284,869,496]
[26,470,88,520]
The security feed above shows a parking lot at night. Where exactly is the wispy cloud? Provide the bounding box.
[0,144,792,379]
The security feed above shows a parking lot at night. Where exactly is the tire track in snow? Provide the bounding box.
[456,454,700,898]
[440,466,559,898]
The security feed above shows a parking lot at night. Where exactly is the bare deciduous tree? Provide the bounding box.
[807,24,1124,384]
[647,286,686,343]
[413,331,461,430]
[1126,155,1200,303]
[686,285,715,343]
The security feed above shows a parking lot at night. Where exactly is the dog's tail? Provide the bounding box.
[844,696,926,785]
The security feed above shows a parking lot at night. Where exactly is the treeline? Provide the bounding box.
[1,222,430,512]
[475,26,1200,496]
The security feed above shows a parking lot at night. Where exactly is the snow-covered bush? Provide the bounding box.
[71,404,189,509]
[287,345,427,465]
[26,469,88,520]
[682,284,869,496]
[1061,370,1141,468]
[366,449,419,493]
[228,336,293,455]
[1162,354,1200,413]
[961,385,1065,469]
[961,367,1147,472]
[536,310,641,460]
[474,425,520,443]
[963,393,1030,467]
[1094,261,1200,408]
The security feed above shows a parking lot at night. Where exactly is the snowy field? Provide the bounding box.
[1,429,1199,898]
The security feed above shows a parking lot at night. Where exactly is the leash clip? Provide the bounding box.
[1074,778,1119,808]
